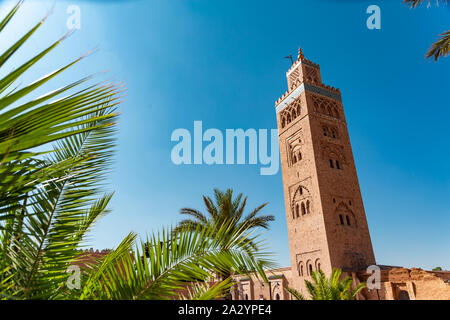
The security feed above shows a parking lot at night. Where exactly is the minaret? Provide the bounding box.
[275,48,375,293]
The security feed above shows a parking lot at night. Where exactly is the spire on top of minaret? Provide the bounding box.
[297,47,304,61]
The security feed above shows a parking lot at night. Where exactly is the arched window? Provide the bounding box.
[329,159,334,168]
[292,109,296,118]
[336,160,341,169]
[292,154,297,164]
[323,126,328,136]
[281,117,285,128]
[295,204,299,218]
[306,200,310,214]
[315,259,321,271]
[301,202,306,215]
[331,129,337,138]
[339,214,344,225]
[244,294,249,300]
[346,215,351,226]
[297,105,301,116]
[306,260,313,276]
[287,114,291,123]
[299,187,303,195]
[275,293,280,300]
[299,262,304,276]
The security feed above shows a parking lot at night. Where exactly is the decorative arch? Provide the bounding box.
[292,184,310,202]
[291,184,312,218]
[333,107,340,119]
[311,95,340,120]
[306,260,313,276]
[298,261,305,277]
[315,258,321,271]
[304,65,320,85]
[279,97,302,130]
[335,202,357,228]
[290,144,302,165]
[322,144,346,170]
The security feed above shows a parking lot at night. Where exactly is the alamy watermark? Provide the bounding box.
[170,121,280,175]
[366,265,381,290]
[66,5,81,30]
[366,5,381,30]
[66,265,81,290]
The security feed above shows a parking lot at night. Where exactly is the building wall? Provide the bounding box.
[358,268,450,300]
[231,266,450,300]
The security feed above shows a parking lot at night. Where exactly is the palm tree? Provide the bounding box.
[0,2,274,300]
[285,268,365,300]
[79,220,275,300]
[175,188,276,299]
[403,0,449,61]
[0,1,121,299]
[177,188,275,235]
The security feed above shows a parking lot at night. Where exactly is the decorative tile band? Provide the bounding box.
[276,83,341,113]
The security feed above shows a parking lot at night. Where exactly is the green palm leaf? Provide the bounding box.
[289,268,366,300]
[0,2,121,217]
[403,0,449,61]
[0,2,121,299]
[81,221,274,300]
[284,286,305,300]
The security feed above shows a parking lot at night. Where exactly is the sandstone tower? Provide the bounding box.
[275,48,376,293]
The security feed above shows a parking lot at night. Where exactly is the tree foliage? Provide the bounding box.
[0,2,274,300]
[403,0,449,61]
[285,268,365,300]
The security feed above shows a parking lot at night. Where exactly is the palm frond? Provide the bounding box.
[293,268,364,300]
[81,222,274,300]
[426,30,450,61]
[179,208,208,224]
[285,286,305,300]
[0,2,122,216]
[3,105,118,298]
[179,279,233,300]
[403,0,448,8]
[0,1,123,299]
[403,0,449,61]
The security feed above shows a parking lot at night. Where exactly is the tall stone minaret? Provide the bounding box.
[275,48,375,293]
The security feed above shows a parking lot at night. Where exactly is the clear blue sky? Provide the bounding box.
[1,0,449,270]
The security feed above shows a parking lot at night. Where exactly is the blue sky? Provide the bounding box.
[1,0,449,270]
